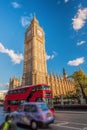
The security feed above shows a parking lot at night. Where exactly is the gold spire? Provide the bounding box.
[31,13,38,25]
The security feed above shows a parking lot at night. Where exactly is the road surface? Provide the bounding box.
[0,106,87,130]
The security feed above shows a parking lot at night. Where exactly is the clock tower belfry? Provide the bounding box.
[22,16,47,85]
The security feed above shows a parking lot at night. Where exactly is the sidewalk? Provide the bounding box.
[55,110,87,114]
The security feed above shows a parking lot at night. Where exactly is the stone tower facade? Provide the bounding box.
[22,16,75,97]
[22,16,47,86]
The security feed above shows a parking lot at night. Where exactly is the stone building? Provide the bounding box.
[9,76,21,89]
[22,16,75,97]
[0,90,8,101]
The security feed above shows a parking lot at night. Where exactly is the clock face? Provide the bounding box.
[27,30,32,37]
[37,29,42,37]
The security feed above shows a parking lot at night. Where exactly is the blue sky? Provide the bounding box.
[0,0,87,90]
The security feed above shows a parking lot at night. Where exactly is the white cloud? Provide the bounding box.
[77,40,86,46]
[64,0,69,3]
[0,42,23,64]
[46,51,57,61]
[21,14,33,27]
[68,57,85,66]
[0,83,9,87]
[11,2,21,8]
[21,16,30,27]
[72,8,87,30]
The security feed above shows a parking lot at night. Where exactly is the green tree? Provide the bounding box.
[71,69,87,103]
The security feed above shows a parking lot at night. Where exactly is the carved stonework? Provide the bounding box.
[9,76,21,89]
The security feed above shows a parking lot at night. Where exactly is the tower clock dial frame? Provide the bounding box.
[37,29,42,37]
[27,30,32,37]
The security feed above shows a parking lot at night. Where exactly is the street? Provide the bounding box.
[0,106,87,130]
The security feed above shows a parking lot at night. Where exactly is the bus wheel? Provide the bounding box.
[7,107,10,112]
[31,121,38,130]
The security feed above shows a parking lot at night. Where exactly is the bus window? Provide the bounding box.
[37,86,42,90]
[35,98,43,102]
[44,92,52,96]
[32,87,35,91]
[21,88,28,93]
[18,89,21,93]
[42,86,51,90]
[8,100,20,105]
[17,105,24,112]
[20,100,26,104]
[13,90,17,94]
[8,91,13,94]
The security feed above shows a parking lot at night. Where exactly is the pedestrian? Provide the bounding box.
[0,115,10,130]
[1,115,17,130]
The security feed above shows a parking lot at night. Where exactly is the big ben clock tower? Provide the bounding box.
[22,16,47,85]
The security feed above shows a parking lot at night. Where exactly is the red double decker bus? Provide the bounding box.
[4,84,54,114]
